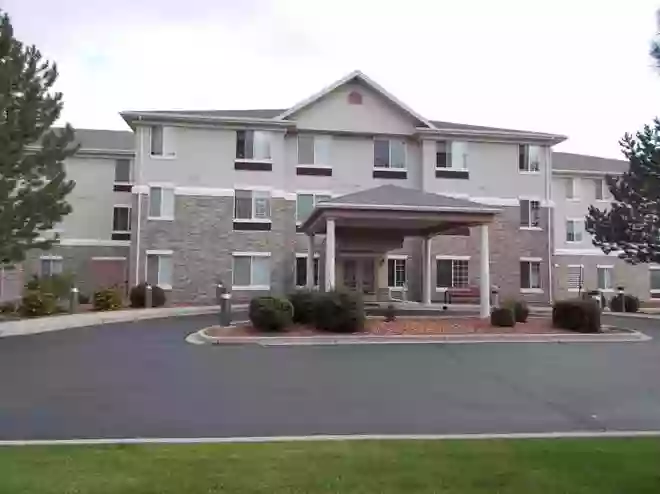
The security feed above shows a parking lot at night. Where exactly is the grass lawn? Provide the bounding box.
[0,438,659,493]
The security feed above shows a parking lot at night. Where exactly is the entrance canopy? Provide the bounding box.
[299,184,499,236]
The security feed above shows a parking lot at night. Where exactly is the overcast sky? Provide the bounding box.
[3,0,660,158]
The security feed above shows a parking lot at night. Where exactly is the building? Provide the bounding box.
[4,70,656,306]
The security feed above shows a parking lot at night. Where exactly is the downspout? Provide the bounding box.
[546,146,554,304]
[134,120,144,285]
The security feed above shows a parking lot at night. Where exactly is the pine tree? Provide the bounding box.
[585,121,660,264]
[0,10,77,265]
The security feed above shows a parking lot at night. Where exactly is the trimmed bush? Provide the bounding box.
[93,287,123,311]
[25,273,75,300]
[503,299,529,323]
[552,299,601,333]
[249,296,293,332]
[287,289,318,324]
[0,301,16,314]
[19,290,57,317]
[491,307,515,327]
[129,283,166,308]
[78,293,90,305]
[609,293,639,313]
[314,290,365,334]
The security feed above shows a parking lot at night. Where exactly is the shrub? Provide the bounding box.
[129,283,166,308]
[384,303,397,322]
[314,290,365,333]
[503,299,529,323]
[491,307,515,327]
[609,293,639,313]
[287,289,318,324]
[552,299,601,333]
[78,293,90,305]
[25,272,75,300]
[249,296,293,332]
[19,290,58,317]
[0,301,16,314]
[93,287,123,311]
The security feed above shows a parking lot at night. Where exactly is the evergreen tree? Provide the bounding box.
[0,10,77,264]
[585,121,660,264]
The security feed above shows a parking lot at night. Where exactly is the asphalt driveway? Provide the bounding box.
[0,314,659,440]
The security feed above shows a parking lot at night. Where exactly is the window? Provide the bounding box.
[296,193,331,223]
[436,141,468,169]
[597,265,614,291]
[149,186,175,219]
[295,255,320,287]
[565,177,578,200]
[232,254,271,289]
[348,91,363,105]
[567,265,584,291]
[594,178,606,201]
[150,126,163,156]
[566,219,583,243]
[436,258,469,288]
[149,126,175,157]
[650,268,660,297]
[234,190,271,221]
[520,260,541,290]
[40,257,63,277]
[518,144,541,172]
[387,258,407,288]
[113,159,131,191]
[146,253,173,289]
[112,206,131,240]
[520,199,541,228]
[298,135,332,166]
[236,130,271,161]
[373,139,406,169]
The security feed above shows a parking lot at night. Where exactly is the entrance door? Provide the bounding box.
[341,258,375,295]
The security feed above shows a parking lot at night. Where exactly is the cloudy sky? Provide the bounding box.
[3,0,660,157]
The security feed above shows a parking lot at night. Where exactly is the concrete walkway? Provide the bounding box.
[0,305,247,338]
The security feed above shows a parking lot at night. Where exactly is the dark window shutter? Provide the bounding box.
[520,261,530,289]
[295,257,306,286]
[518,145,526,171]
[436,260,452,287]
[387,259,395,287]
[520,200,529,226]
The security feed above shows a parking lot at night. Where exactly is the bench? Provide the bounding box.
[442,286,480,304]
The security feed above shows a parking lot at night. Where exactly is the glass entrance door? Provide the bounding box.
[341,258,375,295]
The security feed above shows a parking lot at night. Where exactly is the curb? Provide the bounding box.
[191,326,651,346]
[0,306,247,338]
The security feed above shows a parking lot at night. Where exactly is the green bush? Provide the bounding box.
[552,299,601,333]
[19,290,58,317]
[490,307,515,327]
[249,296,293,332]
[25,272,74,300]
[93,287,123,311]
[78,293,90,305]
[287,289,318,324]
[581,290,606,309]
[314,290,365,333]
[503,299,529,323]
[609,294,639,313]
[129,283,166,308]
[0,301,16,314]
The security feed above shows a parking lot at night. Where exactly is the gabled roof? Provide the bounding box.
[319,185,498,212]
[143,109,286,119]
[553,152,628,174]
[274,70,435,128]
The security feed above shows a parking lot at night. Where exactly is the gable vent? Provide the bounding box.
[347,91,363,105]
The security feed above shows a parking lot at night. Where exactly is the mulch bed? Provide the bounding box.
[207,316,570,338]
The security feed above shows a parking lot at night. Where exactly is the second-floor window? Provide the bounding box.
[565,177,578,200]
[234,190,271,221]
[436,141,468,170]
[149,186,175,220]
[236,130,271,161]
[594,178,606,201]
[296,193,331,223]
[150,126,175,157]
[114,159,131,191]
[597,265,614,291]
[520,199,541,228]
[518,144,541,172]
[520,260,541,290]
[112,206,131,240]
[298,135,332,166]
[566,219,583,243]
[374,139,406,169]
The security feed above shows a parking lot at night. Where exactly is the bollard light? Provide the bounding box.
[69,287,80,314]
[145,284,153,308]
[216,280,232,327]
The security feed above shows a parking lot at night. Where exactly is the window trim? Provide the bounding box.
[650,266,660,295]
[520,258,543,293]
[233,189,272,223]
[147,184,175,221]
[434,256,470,292]
[387,256,408,289]
[519,198,542,230]
[294,253,320,288]
[296,134,333,168]
[112,204,131,234]
[113,158,132,191]
[295,192,332,225]
[518,144,541,174]
[232,252,272,290]
[39,255,63,277]
[435,140,468,171]
[235,130,273,163]
[594,178,608,202]
[565,218,584,243]
[596,264,615,292]
[372,138,407,171]
[144,250,173,290]
[567,263,585,293]
[565,177,579,201]
[149,126,176,160]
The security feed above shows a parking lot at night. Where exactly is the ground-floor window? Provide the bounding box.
[387,258,407,288]
[650,267,660,298]
[567,264,584,292]
[436,258,469,288]
[40,257,63,277]
[232,253,270,289]
[146,253,173,289]
[520,260,541,289]
[597,265,614,291]
[295,255,319,287]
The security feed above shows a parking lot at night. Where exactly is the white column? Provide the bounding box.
[423,236,432,305]
[306,234,315,289]
[325,218,336,291]
[479,223,491,318]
